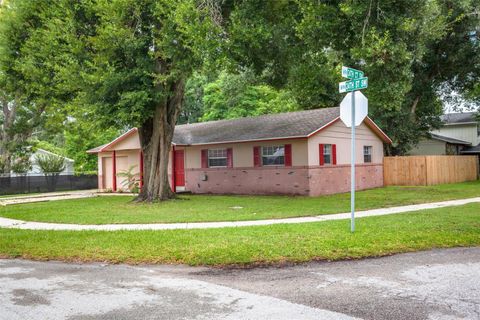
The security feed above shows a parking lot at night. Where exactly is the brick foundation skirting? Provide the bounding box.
[185,164,383,196]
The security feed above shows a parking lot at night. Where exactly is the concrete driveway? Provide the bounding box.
[1,247,479,320]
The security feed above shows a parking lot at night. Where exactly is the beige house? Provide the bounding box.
[409,112,480,156]
[88,107,392,196]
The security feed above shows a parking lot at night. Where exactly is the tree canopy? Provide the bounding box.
[0,0,478,199]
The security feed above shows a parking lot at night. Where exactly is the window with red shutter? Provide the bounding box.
[319,144,324,166]
[284,144,292,167]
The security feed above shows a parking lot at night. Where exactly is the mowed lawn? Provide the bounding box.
[0,203,479,266]
[0,181,480,224]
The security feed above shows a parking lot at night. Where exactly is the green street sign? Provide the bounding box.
[341,66,364,80]
[339,77,368,93]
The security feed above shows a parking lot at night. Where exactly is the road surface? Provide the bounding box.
[1,247,479,319]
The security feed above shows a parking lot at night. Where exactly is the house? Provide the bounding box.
[87,107,392,196]
[408,112,480,156]
[10,148,75,177]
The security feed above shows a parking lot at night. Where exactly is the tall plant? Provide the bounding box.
[35,153,66,191]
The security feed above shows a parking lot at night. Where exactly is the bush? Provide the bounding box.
[11,156,32,174]
[35,153,66,174]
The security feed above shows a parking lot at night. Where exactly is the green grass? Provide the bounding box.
[0,181,479,224]
[0,203,479,266]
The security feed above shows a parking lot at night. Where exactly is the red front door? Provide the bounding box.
[174,150,185,188]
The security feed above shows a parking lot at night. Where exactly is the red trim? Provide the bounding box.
[171,146,176,192]
[332,144,337,165]
[284,144,292,167]
[253,146,261,167]
[226,148,233,168]
[201,149,208,168]
[319,144,324,166]
[139,151,144,191]
[112,150,117,191]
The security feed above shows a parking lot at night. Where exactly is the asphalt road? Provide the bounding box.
[1,247,479,320]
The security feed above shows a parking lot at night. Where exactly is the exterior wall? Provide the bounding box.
[432,124,479,146]
[94,119,387,196]
[183,139,309,195]
[308,164,384,196]
[109,132,141,150]
[186,166,310,195]
[97,150,141,191]
[307,120,384,166]
[184,139,309,169]
[408,139,447,155]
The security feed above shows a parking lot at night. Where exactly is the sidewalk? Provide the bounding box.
[1,197,479,231]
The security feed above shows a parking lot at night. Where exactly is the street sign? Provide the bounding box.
[338,66,368,233]
[341,66,364,80]
[340,91,368,127]
[339,77,368,93]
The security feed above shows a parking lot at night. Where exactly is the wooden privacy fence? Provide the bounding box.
[384,156,478,186]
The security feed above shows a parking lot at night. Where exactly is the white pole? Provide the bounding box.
[351,91,356,233]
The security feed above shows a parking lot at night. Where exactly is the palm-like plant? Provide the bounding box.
[35,153,66,191]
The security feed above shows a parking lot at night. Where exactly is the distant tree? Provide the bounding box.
[63,120,120,172]
[201,70,299,121]
[178,73,209,124]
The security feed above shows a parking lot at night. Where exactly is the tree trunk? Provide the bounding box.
[0,94,15,174]
[136,79,185,202]
[410,95,421,117]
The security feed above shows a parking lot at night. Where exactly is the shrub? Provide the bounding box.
[35,153,66,174]
[116,165,140,193]
[11,156,32,174]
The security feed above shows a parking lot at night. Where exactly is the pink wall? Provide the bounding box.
[186,167,310,195]
[185,164,383,196]
[308,164,384,196]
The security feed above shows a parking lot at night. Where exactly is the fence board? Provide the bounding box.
[384,156,478,186]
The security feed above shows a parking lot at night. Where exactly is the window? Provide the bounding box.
[262,145,285,166]
[323,144,332,164]
[208,149,227,167]
[364,146,372,163]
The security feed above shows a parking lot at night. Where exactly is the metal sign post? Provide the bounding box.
[339,66,368,233]
[350,91,356,233]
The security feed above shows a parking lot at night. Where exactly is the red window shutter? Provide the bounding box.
[284,144,292,167]
[319,144,324,166]
[227,148,233,168]
[332,144,337,165]
[253,146,261,167]
[201,149,208,168]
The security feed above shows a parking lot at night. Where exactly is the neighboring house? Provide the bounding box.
[409,112,480,156]
[12,149,75,176]
[88,107,392,196]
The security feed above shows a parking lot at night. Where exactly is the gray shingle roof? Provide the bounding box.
[172,107,340,145]
[430,133,471,145]
[441,112,478,124]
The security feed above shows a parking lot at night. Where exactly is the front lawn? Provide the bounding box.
[0,181,479,224]
[1,203,479,266]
